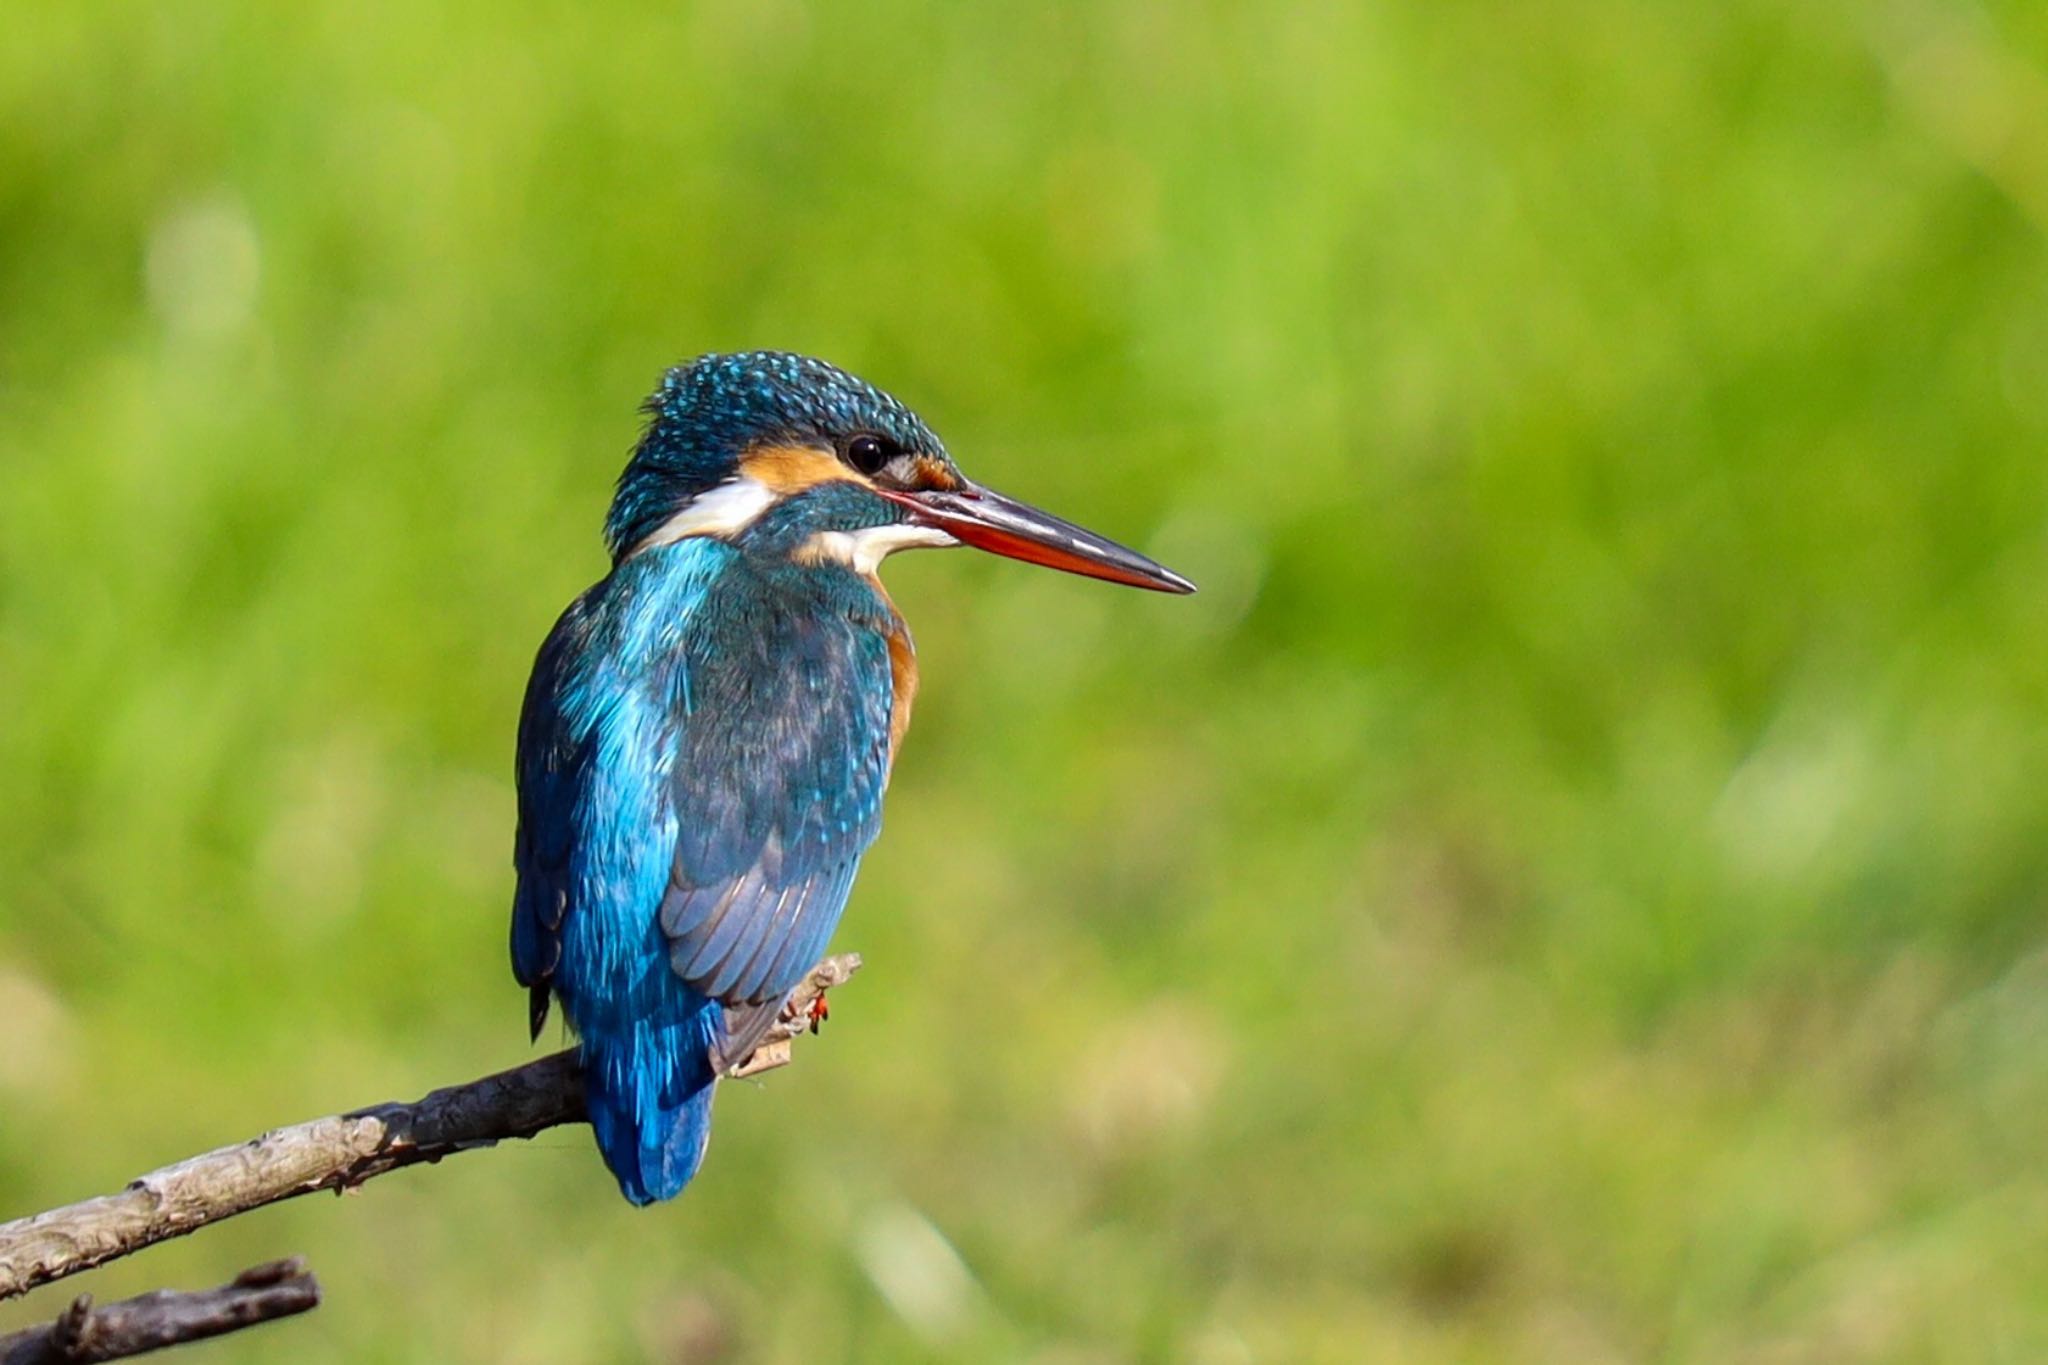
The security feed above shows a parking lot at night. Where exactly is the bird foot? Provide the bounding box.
[806,991,829,1033]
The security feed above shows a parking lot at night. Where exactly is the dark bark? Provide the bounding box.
[0,1259,319,1364]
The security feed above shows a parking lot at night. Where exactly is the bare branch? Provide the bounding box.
[0,1258,319,1364]
[0,954,859,1306]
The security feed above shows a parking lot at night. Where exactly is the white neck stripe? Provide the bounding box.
[630,478,778,555]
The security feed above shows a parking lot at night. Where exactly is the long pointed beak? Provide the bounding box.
[881,482,1196,594]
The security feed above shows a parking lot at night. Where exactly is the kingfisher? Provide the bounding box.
[511,352,1193,1204]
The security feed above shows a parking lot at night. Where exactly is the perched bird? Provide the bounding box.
[512,352,1193,1204]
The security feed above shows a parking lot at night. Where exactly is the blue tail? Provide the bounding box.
[580,991,723,1205]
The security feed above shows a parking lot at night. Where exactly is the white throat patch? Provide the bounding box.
[800,522,960,574]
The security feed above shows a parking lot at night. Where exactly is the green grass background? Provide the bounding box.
[5,2,2048,1360]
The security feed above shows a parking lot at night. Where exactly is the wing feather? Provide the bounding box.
[660,575,896,1005]
[510,591,602,1038]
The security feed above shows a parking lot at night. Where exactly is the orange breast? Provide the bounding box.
[867,574,919,766]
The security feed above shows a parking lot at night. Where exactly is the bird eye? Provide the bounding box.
[845,434,895,476]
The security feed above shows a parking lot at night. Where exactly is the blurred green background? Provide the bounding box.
[4,1,2048,1360]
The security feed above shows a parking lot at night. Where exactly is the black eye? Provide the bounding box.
[844,433,895,475]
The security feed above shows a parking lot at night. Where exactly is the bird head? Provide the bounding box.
[605,351,1194,593]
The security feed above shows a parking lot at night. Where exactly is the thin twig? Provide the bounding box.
[0,1258,320,1364]
[0,954,859,1306]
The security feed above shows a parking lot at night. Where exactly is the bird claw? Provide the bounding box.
[806,991,829,1034]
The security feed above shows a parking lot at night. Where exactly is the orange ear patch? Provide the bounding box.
[741,444,861,494]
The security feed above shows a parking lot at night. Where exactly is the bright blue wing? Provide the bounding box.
[513,541,723,1037]
[657,567,895,1005]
